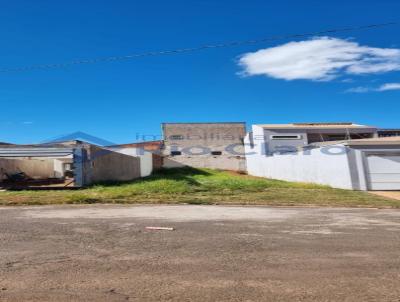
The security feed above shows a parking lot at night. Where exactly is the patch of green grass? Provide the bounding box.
[0,167,398,208]
[66,193,101,204]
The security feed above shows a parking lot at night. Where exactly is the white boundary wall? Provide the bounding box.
[245,134,354,189]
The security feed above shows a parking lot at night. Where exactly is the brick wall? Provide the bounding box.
[162,123,247,171]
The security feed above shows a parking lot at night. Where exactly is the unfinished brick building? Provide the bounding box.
[162,122,247,171]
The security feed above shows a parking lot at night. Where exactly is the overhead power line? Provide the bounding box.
[0,22,396,73]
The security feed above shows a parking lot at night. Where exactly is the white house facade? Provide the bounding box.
[245,123,400,191]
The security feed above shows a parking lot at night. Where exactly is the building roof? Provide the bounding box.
[378,128,400,132]
[256,122,376,130]
[162,122,246,125]
[310,136,400,147]
[108,140,163,151]
[0,140,92,149]
[345,136,400,146]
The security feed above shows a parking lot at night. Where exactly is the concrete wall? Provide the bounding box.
[0,158,56,181]
[245,135,355,189]
[260,126,377,155]
[245,139,400,191]
[163,154,246,171]
[108,147,153,177]
[244,125,399,190]
[162,123,247,171]
[82,145,141,185]
[152,153,163,170]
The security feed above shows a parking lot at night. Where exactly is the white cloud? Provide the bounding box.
[377,82,400,91]
[345,82,400,93]
[341,78,355,83]
[238,37,400,81]
[345,86,372,93]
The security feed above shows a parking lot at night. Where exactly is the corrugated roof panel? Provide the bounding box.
[0,148,74,157]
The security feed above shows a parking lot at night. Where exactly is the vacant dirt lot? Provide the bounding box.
[1,205,400,301]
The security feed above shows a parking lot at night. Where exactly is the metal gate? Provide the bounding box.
[366,153,400,190]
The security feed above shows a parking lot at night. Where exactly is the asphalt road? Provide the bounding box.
[1,205,400,302]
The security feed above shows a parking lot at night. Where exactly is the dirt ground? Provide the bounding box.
[371,191,400,201]
[1,205,400,302]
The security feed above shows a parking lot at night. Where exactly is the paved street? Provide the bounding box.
[1,205,400,301]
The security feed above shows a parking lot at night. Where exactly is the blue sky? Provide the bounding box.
[1,0,399,144]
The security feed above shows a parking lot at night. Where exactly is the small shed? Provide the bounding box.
[0,141,141,189]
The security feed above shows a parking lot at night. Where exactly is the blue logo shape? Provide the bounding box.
[42,131,116,147]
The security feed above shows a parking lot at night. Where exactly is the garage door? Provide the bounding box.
[366,154,400,190]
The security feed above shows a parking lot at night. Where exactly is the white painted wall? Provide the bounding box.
[246,128,400,191]
[108,147,153,177]
[53,158,74,178]
[244,125,268,177]
[53,159,64,178]
[245,129,354,189]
